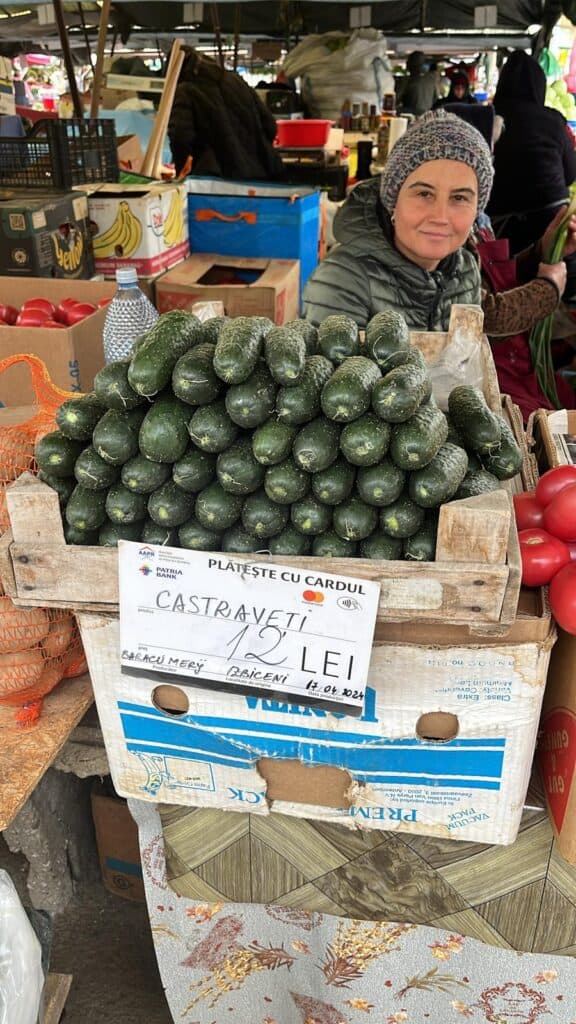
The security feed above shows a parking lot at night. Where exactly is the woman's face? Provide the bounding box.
[392,159,478,271]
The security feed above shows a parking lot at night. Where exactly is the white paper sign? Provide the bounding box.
[118,542,381,710]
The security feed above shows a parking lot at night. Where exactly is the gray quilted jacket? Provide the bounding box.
[303,178,481,330]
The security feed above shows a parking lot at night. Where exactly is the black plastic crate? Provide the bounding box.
[0,118,119,189]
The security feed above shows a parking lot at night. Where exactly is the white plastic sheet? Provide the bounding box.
[0,871,44,1024]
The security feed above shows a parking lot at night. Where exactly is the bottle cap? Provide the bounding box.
[116,267,138,286]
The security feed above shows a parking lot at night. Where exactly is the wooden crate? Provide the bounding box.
[0,306,521,635]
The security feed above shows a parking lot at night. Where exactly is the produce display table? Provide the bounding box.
[0,672,93,831]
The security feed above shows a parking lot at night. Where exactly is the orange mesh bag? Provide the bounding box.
[0,355,87,728]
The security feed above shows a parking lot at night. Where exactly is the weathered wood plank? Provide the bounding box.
[436,491,512,565]
[44,973,73,1024]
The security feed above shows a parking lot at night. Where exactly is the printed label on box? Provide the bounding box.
[540,707,576,831]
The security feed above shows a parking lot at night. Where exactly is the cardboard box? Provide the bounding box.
[156,254,300,324]
[528,408,576,863]
[87,182,189,277]
[0,277,116,404]
[78,591,553,846]
[0,192,94,279]
[116,134,144,175]
[91,788,144,901]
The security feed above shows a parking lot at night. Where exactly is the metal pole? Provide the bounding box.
[53,0,83,118]
[90,0,111,118]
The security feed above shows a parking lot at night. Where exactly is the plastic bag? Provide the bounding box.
[283,29,395,121]
[427,327,485,411]
[0,870,44,1024]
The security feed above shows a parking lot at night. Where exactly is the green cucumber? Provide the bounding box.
[65,484,107,532]
[178,517,221,551]
[56,394,106,441]
[408,443,469,508]
[265,326,307,385]
[284,319,318,355]
[200,316,228,345]
[98,520,143,546]
[293,418,340,473]
[365,309,410,371]
[74,447,119,491]
[139,395,190,464]
[268,526,311,555]
[217,439,265,495]
[312,532,357,557]
[481,419,523,480]
[455,468,501,499]
[213,316,271,384]
[94,360,144,411]
[403,515,438,561]
[276,355,334,425]
[64,522,99,545]
[321,356,381,423]
[92,410,139,466]
[252,418,297,466]
[121,455,171,495]
[221,524,262,553]
[38,471,75,507]
[265,458,309,504]
[195,483,242,530]
[448,386,502,455]
[35,432,84,479]
[141,520,179,546]
[390,403,449,470]
[371,348,432,423]
[340,413,391,466]
[225,365,276,428]
[188,400,239,453]
[172,343,222,407]
[148,482,195,528]
[105,483,148,524]
[380,495,425,538]
[241,490,288,539]
[359,532,403,560]
[290,496,332,536]
[333,496,378,541]
[311,458,356,505]
[318,314,359,363]
[172,448,216,492]
[128,311,202,397]
[356,460,405,507]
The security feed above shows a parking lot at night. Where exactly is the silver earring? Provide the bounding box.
[391,213,396,225]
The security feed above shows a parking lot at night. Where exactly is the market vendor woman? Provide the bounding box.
[303,110,576,418]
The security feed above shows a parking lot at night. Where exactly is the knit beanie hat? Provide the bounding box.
[380,109,494,214]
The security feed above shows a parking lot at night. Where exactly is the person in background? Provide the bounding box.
[395,51,437,117]
[434,70,477,107]
[303,110,576,419]
[488,50,576,256]
[168,48,285,181]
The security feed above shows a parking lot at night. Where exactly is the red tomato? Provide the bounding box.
[535,465,576,507]
[0,304,18,325]
[63,303,97,325]
[97,297,111,308]
[518,528,571,587]
[513,491,545,531]
[56,298,81,322]
[544,484,576,541]
[550,563,576,633]
[43,320,65,329]
[16,309,51,327]
[21,298,56,317]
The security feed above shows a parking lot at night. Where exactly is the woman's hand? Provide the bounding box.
[538,261,567,295]
[542,205,576,259]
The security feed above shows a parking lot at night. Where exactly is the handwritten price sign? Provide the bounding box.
[118,543,380,711]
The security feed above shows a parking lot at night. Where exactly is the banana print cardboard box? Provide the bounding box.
[0,191,94,279]
[87,183,189,278]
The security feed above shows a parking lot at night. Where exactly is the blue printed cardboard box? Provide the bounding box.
[79,598,553,846]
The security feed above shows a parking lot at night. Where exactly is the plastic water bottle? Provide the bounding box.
[102,267,159,363]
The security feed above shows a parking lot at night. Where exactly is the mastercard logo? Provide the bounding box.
[302,589,324,604]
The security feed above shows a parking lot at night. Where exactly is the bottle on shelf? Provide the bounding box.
[102,267,159,364]
[340,98,352,131]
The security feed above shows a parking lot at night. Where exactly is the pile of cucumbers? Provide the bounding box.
[34,309,522,561]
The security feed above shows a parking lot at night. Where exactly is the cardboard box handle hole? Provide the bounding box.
[152,684,189,717]
[416,712,459,743]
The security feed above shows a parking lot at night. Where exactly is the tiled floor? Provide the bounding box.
[160,776,576,956]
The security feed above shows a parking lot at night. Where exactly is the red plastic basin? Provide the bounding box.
[275,119,332,148]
